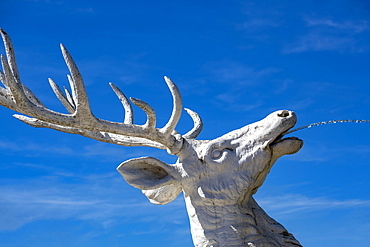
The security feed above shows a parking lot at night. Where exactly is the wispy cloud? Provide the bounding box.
[285,18,369,53]
[258,193,370,217]
[238,19,282,30]
[286,136,370,163]
[72,7,95,14]
[0,138,156,165]
[305,18,369,34]
[285,33,355,53]
[215,93,264,112]
[202,61,280,85]
[287,144,330,162]
[0,139,74,155]
[238,1,284,31]
[26,0,64,3]
[200,61,280,111]
[0,174,187,232]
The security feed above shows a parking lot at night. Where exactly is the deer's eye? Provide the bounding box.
[211,149,222,159]
[211,148,233,161]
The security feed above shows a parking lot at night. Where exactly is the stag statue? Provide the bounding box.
[0,29,304,247]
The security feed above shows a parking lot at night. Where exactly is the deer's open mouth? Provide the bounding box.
[270,133,303,156]
[270,134,300,145]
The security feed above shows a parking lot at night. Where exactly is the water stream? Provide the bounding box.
[285,119,370,135]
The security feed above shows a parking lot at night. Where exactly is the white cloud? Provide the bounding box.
[305,18,369,34]
[238,1,284,31]
[0,139,126,159]
[238,19,282,29]
[197,61,282,112]
[257,193,370,217]
[202,61,280,85]
[0,173,187,231]
[0,139,75,154]
[215,93,263,112]
[73,7,95,14]
[285,18,369,53]
[26,0,64,3]
[284,32,356,53]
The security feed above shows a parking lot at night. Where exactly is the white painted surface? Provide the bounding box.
[1,29,304,247]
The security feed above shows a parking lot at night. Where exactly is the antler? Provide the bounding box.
[0,29,203,154]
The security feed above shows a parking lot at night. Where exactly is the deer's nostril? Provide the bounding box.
[278,110,290,117]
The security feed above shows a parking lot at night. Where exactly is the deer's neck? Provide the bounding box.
[184,194,301,247]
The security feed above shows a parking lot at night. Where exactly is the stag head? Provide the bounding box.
[119,110,302,204]
[0,29,303,247]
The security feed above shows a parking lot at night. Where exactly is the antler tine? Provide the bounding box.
[183,108,203,139]
[130,97,157,131]
[0,30,46,110]
[160,76,182,137]
[60,44,96,123]
[0,70,17,109]
[66,74,77,105]
[0,29,20,84]
[63,86,76,110]
[0,59,9,89]
[1,55,29,108]
[109,82,133,124]
[48,78,75,114]
[22,84,45,107]
[0,69,4,83]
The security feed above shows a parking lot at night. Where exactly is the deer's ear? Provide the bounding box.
[117,157,182,205]
[142,185,182,205]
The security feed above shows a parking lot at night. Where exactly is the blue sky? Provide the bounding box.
[1,0,370,246]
